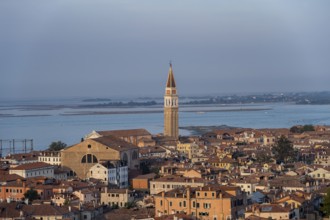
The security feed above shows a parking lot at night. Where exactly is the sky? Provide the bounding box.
[0,0,329,100]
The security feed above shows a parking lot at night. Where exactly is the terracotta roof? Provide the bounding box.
[4,152,39,161]
[0,202,25,218]
[151,175,205,184]
[139,146,166,154]
[104,207,155,220]
[134,173,157,180]
[22,204,72,216]
[106,188,132,194]
[97,128,151,137]
[0,202,75,218]
[0,173,24,182]
[220,156,236,163]
[92,136,138,151]
[245,215,269,220]
[275,194,306,204]
[155,213,194,220]
[10,162,53,171]
[246,203,292,213]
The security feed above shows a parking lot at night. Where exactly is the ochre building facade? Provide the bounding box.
[61,136,139,179]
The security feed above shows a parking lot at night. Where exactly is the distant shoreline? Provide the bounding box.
[59,107,271,116]
[180,125,238,135]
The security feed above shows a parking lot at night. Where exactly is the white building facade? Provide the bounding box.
[89,161,128,188]
[38,151,61,166]
[9,162,54,178]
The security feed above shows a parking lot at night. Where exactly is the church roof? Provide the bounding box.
[166,63,176,88]
[97,128,151,137]
[92,135,138,151]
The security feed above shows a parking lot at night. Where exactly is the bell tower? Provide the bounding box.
[164,63,179,139]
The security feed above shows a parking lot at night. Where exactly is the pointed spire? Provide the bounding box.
[166,62,176,88]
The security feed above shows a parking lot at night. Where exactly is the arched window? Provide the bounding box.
[69,170,76,177]
[122,153,128,163]
[81,154,98,163]
[132,151,138,160]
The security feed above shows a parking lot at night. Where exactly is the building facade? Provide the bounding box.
[88,161,128,188]
[101,188,134,208]
[9,162,54,179]
[38,151,61,166]
[61,136,139,179]
[150,175,206,195]
[154,185,246,220]
[164,63,179,139]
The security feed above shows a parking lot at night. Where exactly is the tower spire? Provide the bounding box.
[166,62,176,88]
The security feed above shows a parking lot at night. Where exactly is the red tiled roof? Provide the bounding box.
[97,128,151,137]
[92,136,138,151]
[0,174,24,182]
[10,162,53,171]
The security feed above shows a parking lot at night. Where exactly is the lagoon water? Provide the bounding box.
[1,98,330,151]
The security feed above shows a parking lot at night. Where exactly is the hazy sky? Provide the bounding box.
[1,0,329,100]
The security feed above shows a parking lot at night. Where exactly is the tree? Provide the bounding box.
[272,136,297,164]
[232,151,245,160]
[303,124,315,132]
[47,141,67,151]
[289,126,301,133]
[24,189,39,201]
[256,151,272,163]
[321,187,330,216]
[290,125,315,133]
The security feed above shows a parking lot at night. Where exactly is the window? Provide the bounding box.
[87,154,92,163]
[160,200,163,206]
[122,153,128,162]
[81,154,98,163]
[170,201,172,206]
[132,151,138,160]
[88,144,91,149]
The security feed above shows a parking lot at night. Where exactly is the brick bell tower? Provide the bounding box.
[164,62,179,139]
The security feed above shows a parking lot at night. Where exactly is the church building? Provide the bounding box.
[61,136,139,179]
